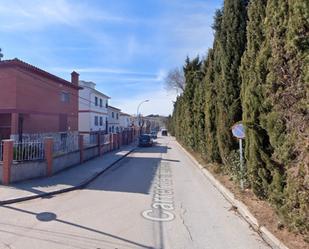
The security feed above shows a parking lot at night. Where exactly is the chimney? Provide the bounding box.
[71,71,79,85]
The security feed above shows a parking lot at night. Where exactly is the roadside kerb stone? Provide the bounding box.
[175,140,289,249]
[0,146,137,205]
[260,227,290,249]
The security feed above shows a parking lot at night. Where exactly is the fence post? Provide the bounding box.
[112,134,116,150]
[118,133,120,149]
[44,137,53,177]
[79,134,84,163]
[129,130,131,144]
[109,133,112,151]
[113,134,116,150]
[115,134,117,149]
[2,139,13,185]
[97,133,102,156]
[132,129,134,142]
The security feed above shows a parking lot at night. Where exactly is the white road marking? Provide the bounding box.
[142,162,176,222]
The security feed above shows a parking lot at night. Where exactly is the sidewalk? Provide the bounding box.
[0,144,137,205]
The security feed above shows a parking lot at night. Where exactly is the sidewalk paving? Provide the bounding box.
[0,144,137,205]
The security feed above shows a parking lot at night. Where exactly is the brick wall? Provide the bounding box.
[0,66,79,135]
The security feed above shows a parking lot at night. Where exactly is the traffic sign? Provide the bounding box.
[232,123,245,139]
[231,122,245,190]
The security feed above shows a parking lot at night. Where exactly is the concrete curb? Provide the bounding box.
[0,147,137,205]
[176,140,289,249]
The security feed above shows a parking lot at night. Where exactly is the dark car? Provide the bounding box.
[161,129,168,136]
[150,131,157,139]
[138,134,153,147]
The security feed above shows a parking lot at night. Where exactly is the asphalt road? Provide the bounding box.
[0,136,270,249]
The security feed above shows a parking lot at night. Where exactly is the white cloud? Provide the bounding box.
[111,89,177,116]
[0,0,127,31]
[51,66,157,77]
[0,0,219,118]
[155,2,217,67]
[156,69,167,81]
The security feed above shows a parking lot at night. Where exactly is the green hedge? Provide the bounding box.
[168,0,309,237]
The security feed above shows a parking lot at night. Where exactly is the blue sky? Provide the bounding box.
[0,0,222,116]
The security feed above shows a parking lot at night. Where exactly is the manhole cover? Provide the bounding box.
[36,212,57,222]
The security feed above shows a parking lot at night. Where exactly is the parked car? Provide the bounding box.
[161,129,168,136]
[150,131,157,139]
[138,134,153,147]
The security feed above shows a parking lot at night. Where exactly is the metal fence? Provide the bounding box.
[101,133,110,146]
[0,131,123,162]
[83,132,110,148]
[89,133,98,145]
[53,134,79,155]
[13,141,45,161]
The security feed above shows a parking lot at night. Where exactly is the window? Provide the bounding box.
[100,99,103,107]
[99,117,103,126]
[112,112,114,118]
[61,91,70,103]
[94,116,98,126]
[106,100,108,108]
[112,126,114,133]
[95,96,98,106]
[116,113,119,119]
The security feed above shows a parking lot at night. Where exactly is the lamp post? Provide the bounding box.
[136,100,149,136]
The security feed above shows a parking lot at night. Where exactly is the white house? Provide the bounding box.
[119,112,132,131]
[107,105,121,133]
[78,81,110,134]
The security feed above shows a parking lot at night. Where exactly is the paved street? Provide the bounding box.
[0,136,270,249]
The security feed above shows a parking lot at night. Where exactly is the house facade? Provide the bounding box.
[78,81,110,134]
[107,106,121,133]
[0,58,80,141]
[119,112,132,131]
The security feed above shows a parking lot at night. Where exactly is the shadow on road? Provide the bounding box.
[0,141,177,249]
[0,205,154,249]
[0,142,180,202]
[85,143,179,195]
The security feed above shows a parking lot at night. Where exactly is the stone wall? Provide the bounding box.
[10,160,47,183]
[53,150,80,174]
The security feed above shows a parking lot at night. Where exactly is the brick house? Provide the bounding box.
[0,58,81,140]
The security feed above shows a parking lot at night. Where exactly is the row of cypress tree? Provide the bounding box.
[167,0,308,235]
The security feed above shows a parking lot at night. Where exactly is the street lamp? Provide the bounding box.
[137,100,149,135]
